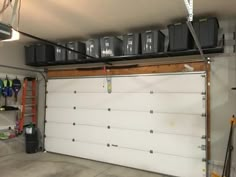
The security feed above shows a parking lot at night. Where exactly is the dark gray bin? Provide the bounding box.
[55,43,67,62]
[123,33,141,55]
[193,17,219,48]
[168,23,193,51]
[86,39,101,58]
[141,30,165,54]
[35,44,55,64]
[25,45,36,65]
[100,36,123,57]
[67,41,86,61]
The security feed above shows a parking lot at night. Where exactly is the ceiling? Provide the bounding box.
[1,0,236,42]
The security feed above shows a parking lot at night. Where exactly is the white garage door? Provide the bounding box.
[45,72,207,177]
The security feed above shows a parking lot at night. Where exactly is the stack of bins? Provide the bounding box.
[123,33,141,55]
[100,36,123,57]
[25,45,36,65]
[25,126,38,154]
[141,30,165,54]
[35,44,55,64]
[86,38,101,59]
[67,41,86,62]
[168,22,193,51]
[55,42,67,63]
[193,17,219,48]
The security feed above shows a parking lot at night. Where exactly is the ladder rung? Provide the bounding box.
[24,104,36,107]
[24,113,35,117]
[25,96,36,99]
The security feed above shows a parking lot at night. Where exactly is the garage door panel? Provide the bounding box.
[109,129,205,158]
[110,112,205,137]
[106,148,206,177]
[47,73,205,94]
[45,123,110,144]
[46,108,110,126]
[47,93,205,114]
[112,73,205,93]
[47,78,106,93]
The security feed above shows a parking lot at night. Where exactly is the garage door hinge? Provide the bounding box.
[73,106,76,110]
[149,150,153,154]
[74,90,77,94]
[44,135,46,138]
[198,145,206,151]
[72,139,75,142]
[112,144,118,147]
[201,92,206,95]
[150,130,154,134]
[201,113,206,117]
[107,125,111,129]
[201,75,206,78]
[73,122,76,126]
[150,110,154,114]
[45,106,48,109]
[150,91,154,94]
[202,97,206,101]
[202,158,207,162]
[201,135,206,139]
[44,120,47,123]
[107,144,110,147]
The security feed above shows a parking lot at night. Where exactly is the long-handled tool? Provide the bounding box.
[211,115,236,177]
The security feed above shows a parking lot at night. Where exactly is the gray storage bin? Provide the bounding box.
[55,43,67,62]
[86,39,100,58]
[123,33,141,55]
[141,30,165,54]
[67,41,86,61]
[35,44,55,64]
[25,45,36,65]
[100,36,123,57]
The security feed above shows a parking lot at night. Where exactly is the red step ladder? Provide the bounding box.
[19,77,37,133]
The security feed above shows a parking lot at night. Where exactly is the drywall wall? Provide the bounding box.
[209,55,236,175]
[0,42,38,156]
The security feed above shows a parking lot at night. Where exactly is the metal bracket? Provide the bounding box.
[184,0,193,22]
[10,0,20,27]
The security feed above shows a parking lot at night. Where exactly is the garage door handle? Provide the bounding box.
[112,144,118,147]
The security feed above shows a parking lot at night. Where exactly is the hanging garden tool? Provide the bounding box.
[0,79,3,98]
[1,76,13,108]
[12,77,21,102]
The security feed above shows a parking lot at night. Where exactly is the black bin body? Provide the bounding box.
[67,41,86,61]
[25,129,38,154]
[86,39,101,58]
[35,44,55,64]
[168,23,193,51]
[123,33,141,55]
[100,36,123,57]
[25,45,36,65]
[55,43,67,62]
[141,30,165,54]
[193,17,219,48]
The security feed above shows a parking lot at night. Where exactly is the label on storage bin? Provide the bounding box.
[26,127,33,134]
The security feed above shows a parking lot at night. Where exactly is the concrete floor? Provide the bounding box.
[0,152,166,177]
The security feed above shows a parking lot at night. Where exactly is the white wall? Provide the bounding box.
[0,42,39,156]
[210,55,236,175]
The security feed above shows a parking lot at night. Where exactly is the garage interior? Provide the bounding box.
[0,1,236,177]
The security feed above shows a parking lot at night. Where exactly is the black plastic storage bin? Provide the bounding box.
[141,30,165,54]
[25,127,38,154]
[86,38,101,58]
[168,22,193,51]
[25,45,36,65]
[123,33,141,55]
[193,17,219,48]
[67,41,86,61]
[55,42,67,62]
[100,36,123,57]
[35,44,55,64]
